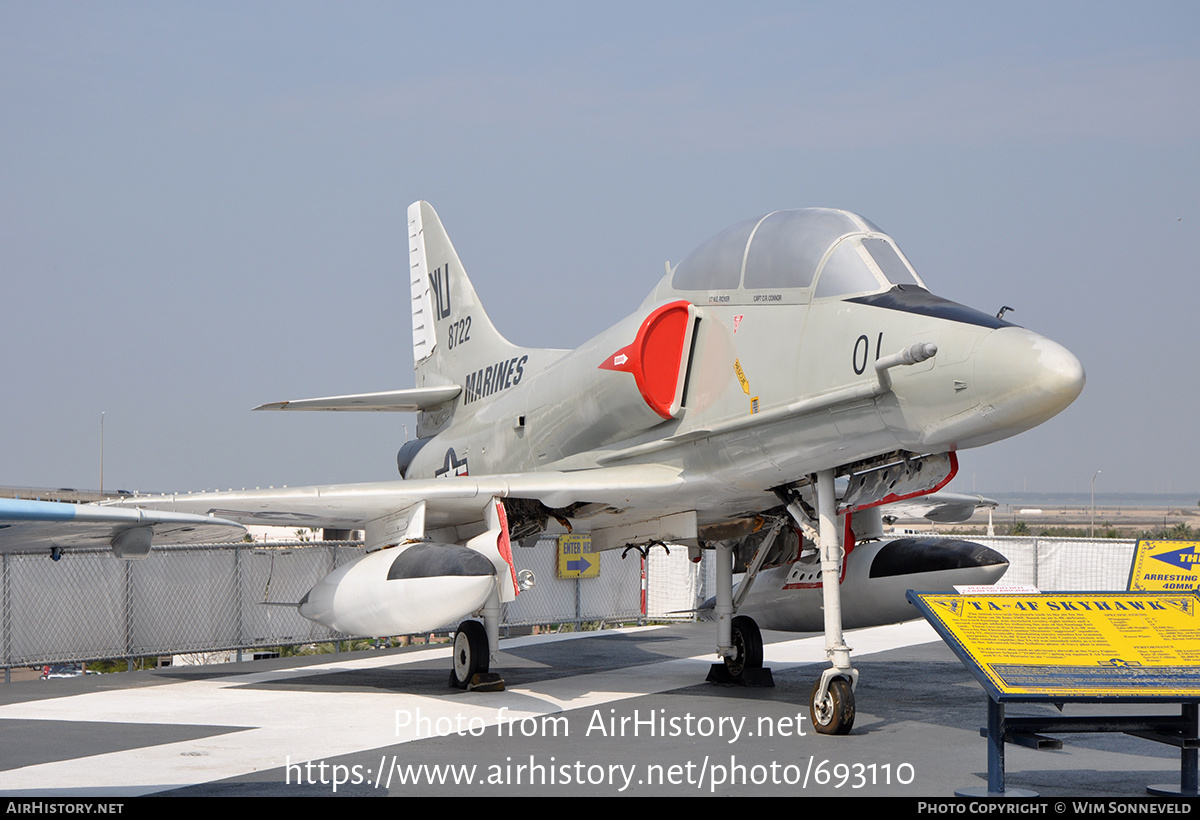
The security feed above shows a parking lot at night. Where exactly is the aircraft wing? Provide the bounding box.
[104,464,689,544]
[881,491,998,523]
[0,498,246,557]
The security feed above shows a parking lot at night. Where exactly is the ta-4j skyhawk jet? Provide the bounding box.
[110,201,1083,733]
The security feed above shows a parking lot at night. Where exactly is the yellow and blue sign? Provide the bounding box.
[557,534,600,579]
[1128,540,1200,592]
[908,591,1200,700]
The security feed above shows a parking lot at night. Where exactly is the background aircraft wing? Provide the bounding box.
[104,464,688,539]
[0,498,246,556]
[881,491,998,523]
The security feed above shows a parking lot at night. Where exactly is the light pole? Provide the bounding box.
[1090,470,1102,538]
[100,411,105,495]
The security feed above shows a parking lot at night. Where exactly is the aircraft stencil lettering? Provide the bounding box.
[429,264,452,320]
[463,355,528,403]
[734,359,750,394]
[98,201,1083,730]
[851,332,886,375]
[447,316,471,349]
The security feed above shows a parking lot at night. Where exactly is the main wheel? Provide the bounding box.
[810,678,855,735]
[451,620,489,689]
[724,615,764,681]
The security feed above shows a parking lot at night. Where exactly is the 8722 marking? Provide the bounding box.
[448,316,472,349]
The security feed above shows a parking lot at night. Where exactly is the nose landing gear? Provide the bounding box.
[810,672,857,735]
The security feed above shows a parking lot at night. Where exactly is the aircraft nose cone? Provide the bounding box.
[968,327,1085,446]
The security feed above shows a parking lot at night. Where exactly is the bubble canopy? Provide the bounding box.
[671,208,924,298]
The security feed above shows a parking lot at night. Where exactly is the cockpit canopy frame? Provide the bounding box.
[670,208,925,301]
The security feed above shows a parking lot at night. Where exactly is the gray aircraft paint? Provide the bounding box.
[101,201,1082,644]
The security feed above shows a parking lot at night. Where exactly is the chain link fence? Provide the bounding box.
[1,535,1137,671]
[943,535,1138,590]
[1,537,703,670]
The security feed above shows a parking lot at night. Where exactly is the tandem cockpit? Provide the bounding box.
[660,208,927,304]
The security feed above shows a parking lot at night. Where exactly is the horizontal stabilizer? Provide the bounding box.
[254,385,462,412]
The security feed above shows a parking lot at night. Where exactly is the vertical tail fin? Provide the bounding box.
[409,201,522,386]
[408,202,561,407]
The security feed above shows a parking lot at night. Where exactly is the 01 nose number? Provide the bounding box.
[852,332,884,375]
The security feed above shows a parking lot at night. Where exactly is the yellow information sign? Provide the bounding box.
[909,591,1200,699]
[1128,540,1200,592]
[557,534,599,579]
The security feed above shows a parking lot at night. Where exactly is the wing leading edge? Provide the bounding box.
[0,498,246,557]
[104,464,688,549]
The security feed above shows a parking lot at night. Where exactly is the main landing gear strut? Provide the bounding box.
[707,467,858,734]
[706,519,780,688]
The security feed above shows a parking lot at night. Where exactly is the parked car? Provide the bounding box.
[40,664,88,680]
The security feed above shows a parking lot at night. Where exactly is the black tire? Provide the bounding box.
[724,615,764,681]
[810,677,855,735]
[451,620,489,689]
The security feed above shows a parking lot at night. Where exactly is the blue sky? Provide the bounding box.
[2,2,1197,497]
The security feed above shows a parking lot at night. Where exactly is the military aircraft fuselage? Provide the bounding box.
[403,208,1084,535]
[93,203,1083,709]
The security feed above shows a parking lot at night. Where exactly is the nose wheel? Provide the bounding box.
[810,676,855,735]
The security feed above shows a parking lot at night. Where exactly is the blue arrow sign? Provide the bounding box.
[1152,545,1200,570]
[567,556,592,573]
